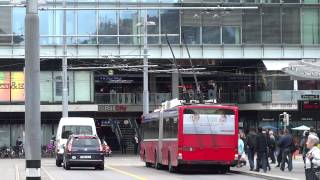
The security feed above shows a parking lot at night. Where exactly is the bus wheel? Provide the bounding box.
[144,151,152,167]
[168,154,176,173]
[154,152,162,170]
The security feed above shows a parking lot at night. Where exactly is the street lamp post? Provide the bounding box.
[25,0,41,179]
[143,10,149,115]
[62,0,68,117]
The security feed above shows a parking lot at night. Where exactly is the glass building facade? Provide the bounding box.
[0,1,319,46]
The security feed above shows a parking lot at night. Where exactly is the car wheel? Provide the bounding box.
[56,158,62,167]
[96,164,104,170]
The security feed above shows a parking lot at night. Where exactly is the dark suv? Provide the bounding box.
[63,135,104,170]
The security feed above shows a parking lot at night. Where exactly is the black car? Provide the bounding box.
[63,135,104,170]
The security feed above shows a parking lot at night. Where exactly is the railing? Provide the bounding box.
[95,93,172,105]
[179,90,320,104]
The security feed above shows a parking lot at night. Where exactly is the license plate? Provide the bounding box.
[80,155,91,159]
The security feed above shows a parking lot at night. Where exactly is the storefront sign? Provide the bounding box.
[298,100,320,112]
[262,118,274,121]
[301,94,319,99]
[98,105,128,112]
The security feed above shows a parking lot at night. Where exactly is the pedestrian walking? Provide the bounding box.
[247,128,257,171]
[133,134,139,155]
[255,127,268,173]
[278,129,293,172]
[238,134,245,167]
[120,137,127,154]
[268,131,276,164]
[305,134,320,180]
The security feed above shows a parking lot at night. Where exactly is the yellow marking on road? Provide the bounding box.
[105,165,147,180]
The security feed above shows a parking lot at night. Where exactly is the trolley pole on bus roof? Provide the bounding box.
[25,0,41,179]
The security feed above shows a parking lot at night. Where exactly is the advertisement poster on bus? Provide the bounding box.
[183,114,235,135]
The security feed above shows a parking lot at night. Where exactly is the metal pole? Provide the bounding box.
[143,10,149,115]
[62,0,68,117]
[25,0,41,179]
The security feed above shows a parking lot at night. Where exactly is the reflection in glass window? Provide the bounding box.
[161,10,180,44]
[181,10,201,44]
[39,10,54,45]
[55,10,76,45]
[78,10,97,44]
[262,7,280,44]
[282,8,300,44]
[202,26,220,44]
[99,10,118,44]
[119,10,139,44]
[0,7,12,44]
[182,27,200,44]
[12,8,25,44]
[304,0,319,3]
[147,10,159,44]
[242,9,261,44]
[303,8,319,44]
[222,26,240,44]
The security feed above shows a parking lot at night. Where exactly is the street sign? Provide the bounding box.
[301,94,319,99]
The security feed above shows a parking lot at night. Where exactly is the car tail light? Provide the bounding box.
[67,139,73,153]
[178,153,183,160]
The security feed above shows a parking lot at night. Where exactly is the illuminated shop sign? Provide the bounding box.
[0,72,25,102]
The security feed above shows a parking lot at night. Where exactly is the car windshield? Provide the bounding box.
[62,125,92,139]
[72,138,100,148]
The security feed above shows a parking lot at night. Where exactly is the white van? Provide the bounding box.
[55,117,97,167]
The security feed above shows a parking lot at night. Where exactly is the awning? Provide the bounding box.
[263,60,297,71]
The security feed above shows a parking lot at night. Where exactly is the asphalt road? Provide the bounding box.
[4,156,266,180]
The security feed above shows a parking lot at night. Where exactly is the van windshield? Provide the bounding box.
[62,126,92,139]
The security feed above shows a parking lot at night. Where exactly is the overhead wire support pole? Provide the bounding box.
[25,0,41,179]
[182,34,203,104]
[143,9,149,115]
[166,34,190,103]
[62,0,68,117]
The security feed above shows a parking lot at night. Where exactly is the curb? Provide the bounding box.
[230,170,300,180]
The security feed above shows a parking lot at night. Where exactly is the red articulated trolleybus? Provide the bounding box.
[140,103,239,173]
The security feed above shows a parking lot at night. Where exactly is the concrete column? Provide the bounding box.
[172,70,179,99]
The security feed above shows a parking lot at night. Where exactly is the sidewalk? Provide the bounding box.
[231,156,305,180]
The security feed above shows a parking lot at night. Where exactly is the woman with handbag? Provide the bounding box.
[305,134,320,180]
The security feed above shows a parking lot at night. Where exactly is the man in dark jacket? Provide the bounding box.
[246,128,257,171]
[255,127,268,173]
[278,129,293,171]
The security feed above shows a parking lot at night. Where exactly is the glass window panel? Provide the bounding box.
[182,26,200,44]
[222,26,240,44]
[147,10,159,44]
[303,8,319,44]
[283,0,300,2]
[160,0,178,2]
[39,10,54,45]
[0,7,12,44]
[244,0,261,2]
[119,10,139,44]
[282,7,300,44]
[202,26,220,44]
[304,0,318,3]
[40,72,53,103]
[243,9,261,44]
[98,10,118,44]
[78,10,97,44]
[55,10,76,45]
[142,0,158,2]
[12,8,25,45]
[161,10,180,44]
[261,0,280,2]
[74,71,92,102]
[262,7,281,44]
[0,124,10,147]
